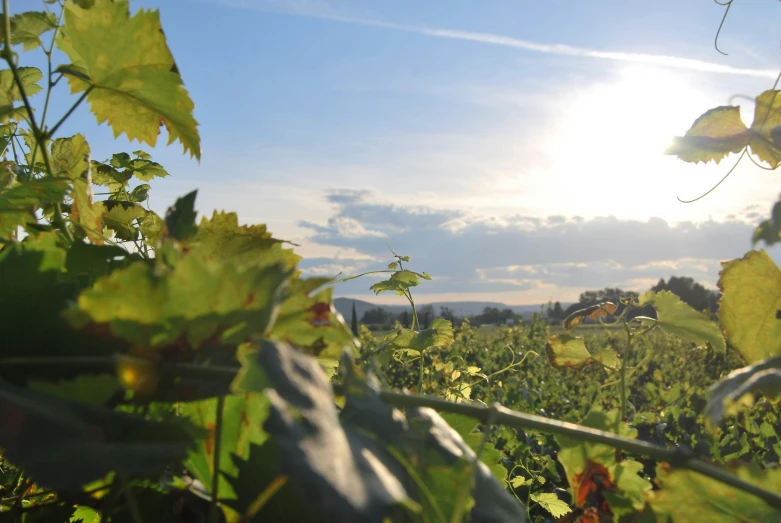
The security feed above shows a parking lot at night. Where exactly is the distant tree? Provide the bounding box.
[401,310,410,329]
[418,305,434,329]
[361,307,393,325]
[439,306,459,324]
[547,301,565,322]
[350,301,359,336]
[474,306,517,326]
[651,276,720,313]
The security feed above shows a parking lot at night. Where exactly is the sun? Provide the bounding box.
[542,65,718,220]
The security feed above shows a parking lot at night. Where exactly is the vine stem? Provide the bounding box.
[0,0,73,243]
[5,354,781,511]
[209,395,225,523]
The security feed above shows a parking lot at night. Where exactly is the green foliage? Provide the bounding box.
[2,1,781,522]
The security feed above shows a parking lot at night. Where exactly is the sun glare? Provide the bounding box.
[542,65,717,220]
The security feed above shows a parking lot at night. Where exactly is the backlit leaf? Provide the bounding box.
[666,105,750,164]
[563,302,617,330]
[0,67,43,123]
[71,178,105,245]
[717,250,781,363]
[57,0,200,159]
[103,201,145,241]
[748,89,781,168]
[638,290,726,352]
[0,11,57,51]
[378,318,455,356]
[370,269,421,296]
[0,177,69,238]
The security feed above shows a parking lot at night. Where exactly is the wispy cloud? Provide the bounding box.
[217,0,779,79]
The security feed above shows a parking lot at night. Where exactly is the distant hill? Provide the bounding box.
[333,297,569,322]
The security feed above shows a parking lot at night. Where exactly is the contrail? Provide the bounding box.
[217,0,780,79]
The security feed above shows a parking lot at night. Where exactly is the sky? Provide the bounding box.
[24,0,781,305]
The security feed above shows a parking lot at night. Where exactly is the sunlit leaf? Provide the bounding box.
[370,269,420,296]
[57,0,200,159]
[638,290,726,352]
[378,318,455,356]
[717,250,781,363]
[646,462,781,522]
[530,492,571,519]
[665,105,750,164]
[545,334,619,370]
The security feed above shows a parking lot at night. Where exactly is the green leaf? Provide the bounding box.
[748,90,781,168]
[65,240,129,281]
[28,374,120,406]
[0,11,57,51]
[530,492,571,519]
[129,183,151,202]
[0,177,70,238]
[186,210,299,271]
[179,394,270,502]
[370,269,420,296]
[103,200,145,241]
[50,134,90,179]
[164,190,198,241]
[563,302,617,330]
[717,250,781,363]
[235,341,526,522]
[377,318,455,356]
[268,277,355,358]
[139,210,163,245]
[646,462,781,522]
[0,67,43,123]
[57,0,200,159]
[0,378,198,490]
[556,407,651,515]
[439,411,507,482]
[705,356,781,426]
[71,177,106,245]
[665,105,750,164]
[74,253,291,349]
[545,334,619,370]
[638,290,726,352]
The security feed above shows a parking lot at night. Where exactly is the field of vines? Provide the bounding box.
[1,1,781,522]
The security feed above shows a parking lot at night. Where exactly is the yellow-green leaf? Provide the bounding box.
[646,462,781,522]
[545,334,618,370]
[665,106,750,164]
[638,290,726,352]
[717,250,781,363]
[0,11,57,51]
[0,67,43,123]
[71,178,105,245]
[530,492,571,519]
[57,0,200,159]
[50,134,90,179]
[103,201,145,241]
[748,89,781,168]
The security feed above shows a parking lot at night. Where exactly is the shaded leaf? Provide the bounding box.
[0,378,198,490]
[57,0,200,159]
[563,302,617,330]
[65,240,129,281]
[665,105,750,164]
[717,250,781,363]
[179,394,270,503]
[164,190,198,241]
[0,177,70,238]
[638,290,726,352]
[28,374,120,406]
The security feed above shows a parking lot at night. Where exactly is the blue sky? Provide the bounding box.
[24,0,781,304]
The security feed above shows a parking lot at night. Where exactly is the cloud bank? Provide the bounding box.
[298,190,761,303]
